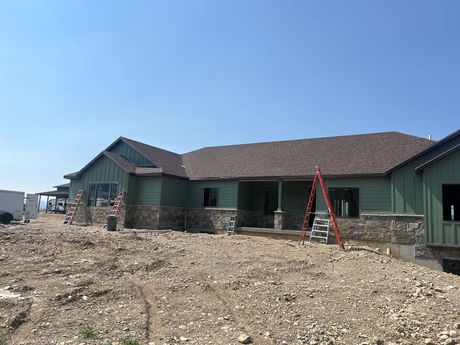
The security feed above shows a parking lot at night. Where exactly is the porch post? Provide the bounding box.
[277,180,282,211]
[274,180,285,230]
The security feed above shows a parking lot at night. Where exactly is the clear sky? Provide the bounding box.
[0,1,459,194]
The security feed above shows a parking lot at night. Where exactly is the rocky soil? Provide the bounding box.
[0,214,459,345]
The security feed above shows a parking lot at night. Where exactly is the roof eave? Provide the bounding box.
[132,172,189,180]
[188,172,388,181]
[415,143,460,173]
[63,150,134,179]
[385,129,459,174]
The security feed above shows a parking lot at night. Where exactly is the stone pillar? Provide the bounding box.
[274,210,285,230]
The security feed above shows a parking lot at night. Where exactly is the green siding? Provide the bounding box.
[161,177,188,207]
[316,177,392,214]
[423,148,460,247]
[188,181,239,209]
[109,141,153,166]
[392,135,460,214]
[391,165,424,214]
[126,175,137,204]
[69,155,129,203]
[282,181,310,214]
[129,176,162,205]
[69,179,82,201]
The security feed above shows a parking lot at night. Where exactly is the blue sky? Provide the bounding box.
[0,1,459,194]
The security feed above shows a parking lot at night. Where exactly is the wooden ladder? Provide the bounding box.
[64,190,84,224]
[298,166,345,250]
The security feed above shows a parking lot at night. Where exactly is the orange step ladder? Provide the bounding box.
[298,166,345,250]
[64,190,84,224]
[107,192,126,217]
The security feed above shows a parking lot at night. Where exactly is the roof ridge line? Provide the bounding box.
[182,131,422,153]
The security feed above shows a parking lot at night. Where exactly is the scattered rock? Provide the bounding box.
[238,334,253,344]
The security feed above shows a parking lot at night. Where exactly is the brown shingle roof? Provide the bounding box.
[65,132,436,181]
[121,137,188,178]
[103,151,137,173]
[181,132,434,180]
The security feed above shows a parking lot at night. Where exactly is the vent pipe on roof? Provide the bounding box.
[428,134,432,141]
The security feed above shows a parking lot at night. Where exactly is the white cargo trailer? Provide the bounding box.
[0,189,25,221]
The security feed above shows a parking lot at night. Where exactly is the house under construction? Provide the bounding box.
[64,130,460,273]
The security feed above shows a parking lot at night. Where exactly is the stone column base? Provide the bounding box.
[274,211,285,230]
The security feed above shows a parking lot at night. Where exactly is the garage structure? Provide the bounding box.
[64,130,460,271]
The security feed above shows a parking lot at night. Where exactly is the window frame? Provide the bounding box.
[202,187,219,208]
[328,187,360,218]
[87,184,97,207]
[442,184,460,222]
[87,182,119,207]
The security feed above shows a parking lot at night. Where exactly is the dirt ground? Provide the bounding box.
[0,214,459,345]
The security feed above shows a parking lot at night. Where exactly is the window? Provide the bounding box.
[87,183,118,207]
[109,183,118,206]
[87,184,96,206]
[442,184,460,221]
[203,188,218,207]
[329,187,359,218]
[264,191,278,215]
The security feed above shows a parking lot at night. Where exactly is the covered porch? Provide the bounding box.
[37,183,70,214]
[237,180,315,232]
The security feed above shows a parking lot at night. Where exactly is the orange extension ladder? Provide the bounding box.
[64,190,84,224]
[107,192,126,217]
[298,166,345,250]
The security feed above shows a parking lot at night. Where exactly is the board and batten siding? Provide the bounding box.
[316,177,392,214]
[109,141,153,166]
[68,179,82,201]
[188,181,239,209]
[391,135,460,215]
[68,155,129,203]
[423,148,460,247]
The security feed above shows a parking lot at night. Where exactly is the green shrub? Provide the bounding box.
[80,325,97,339]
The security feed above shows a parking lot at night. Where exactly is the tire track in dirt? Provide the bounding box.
[9,297,45,344]
[134,282,166,343]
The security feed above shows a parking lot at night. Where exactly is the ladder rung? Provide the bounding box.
[312,230,329,233]
[310,236,328,239]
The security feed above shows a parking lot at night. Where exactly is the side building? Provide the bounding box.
[64,130,460,272]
